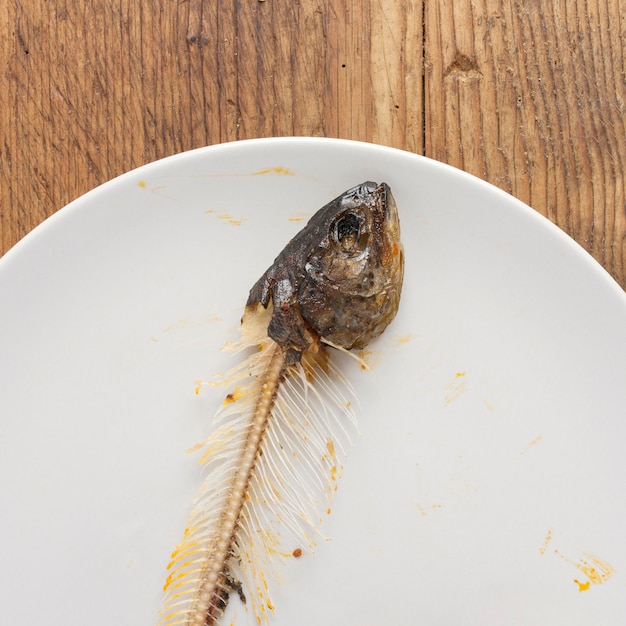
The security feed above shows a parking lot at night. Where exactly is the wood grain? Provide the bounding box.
[425,0,626,286]
[1,0,625,289]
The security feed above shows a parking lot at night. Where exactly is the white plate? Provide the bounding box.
[1,138,625,625]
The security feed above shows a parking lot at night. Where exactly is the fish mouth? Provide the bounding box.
[375,182,403,279]
[342,181,401,241]
[349,181,397,218]
[376,182,401,237]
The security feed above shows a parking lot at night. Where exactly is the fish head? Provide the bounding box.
[299,181,404,350]
[245,181,404,361]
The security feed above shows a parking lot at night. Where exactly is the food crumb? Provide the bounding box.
[292,548,302,558]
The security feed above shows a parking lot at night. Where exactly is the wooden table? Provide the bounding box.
[1,1,625,290]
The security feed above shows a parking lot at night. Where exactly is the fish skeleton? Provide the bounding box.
[158,181,404,626]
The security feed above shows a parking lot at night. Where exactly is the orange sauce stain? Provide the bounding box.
[577,553,615,585]
[163,569,185,591]
[539,528,552,555]
[251,166,295,176]
[183,524,197,537]
[223,385,243,405]
[326,438,337,461]
[162,314,221,333]
[288,212,311,222]
[555,548,615,591]
[136,180,180,201]
[326,439,343,483]
[444,372,468,405]
[522,434,543,455]
[217,213,248,226]
[397,333,412,345]
[415,502,443,517]
[357,349,374,370]
[162,610,178,621]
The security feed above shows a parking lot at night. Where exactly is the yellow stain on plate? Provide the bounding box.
[542,532,615,592]
[162,314,221,333]
[572,553,615,589]
[137,180,176,200]
[288,212,312,223]
[356,349,378,371]
[521,434,543,455]
[251,166,296,176]
[204,208,248,225]
[397,333,412,345]
[538,528,552,555]
[217,212,248,226]
[444,371,468,405]
[326,438,337,462]
[414,502,443,517]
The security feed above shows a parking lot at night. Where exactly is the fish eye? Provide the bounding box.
[333,212,364,253]
[336,212,360,240]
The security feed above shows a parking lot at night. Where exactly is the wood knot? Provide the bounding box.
[187,33,209,47]
[444,52,481,78]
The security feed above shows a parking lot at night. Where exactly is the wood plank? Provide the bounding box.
[424,0,626,287]
[370,0,424,152]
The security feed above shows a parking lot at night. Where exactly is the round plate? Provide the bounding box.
[1,138,625,625]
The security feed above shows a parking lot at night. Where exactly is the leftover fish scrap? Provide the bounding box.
[158,181,404,626]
